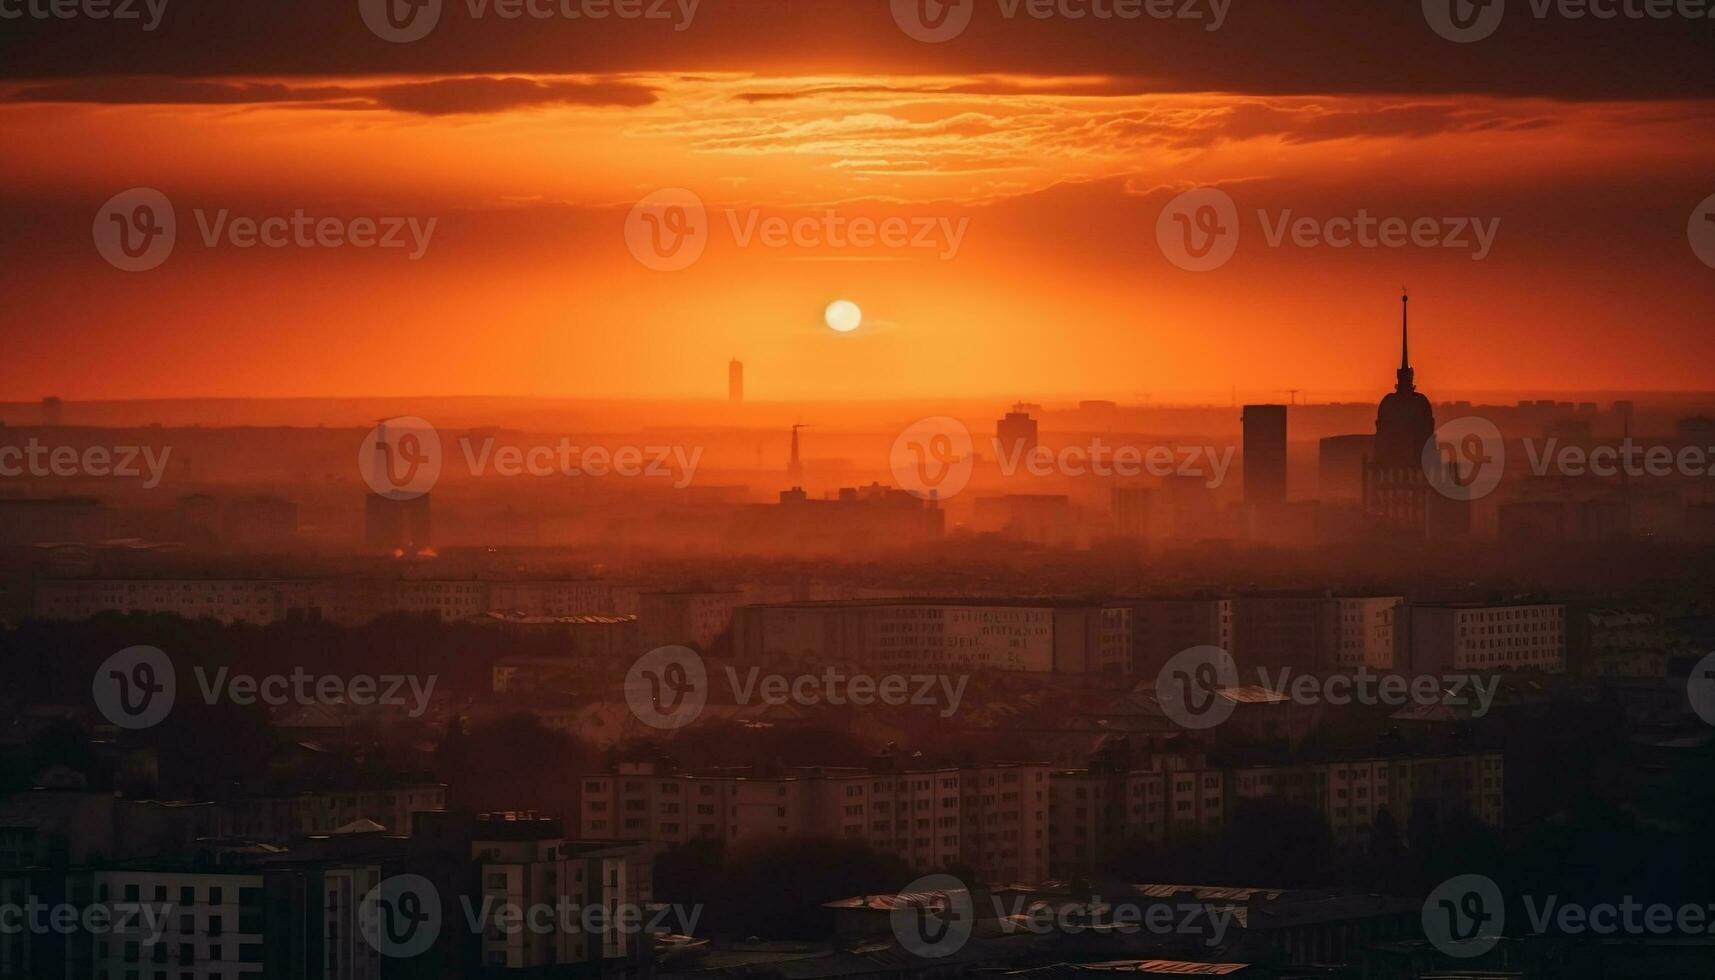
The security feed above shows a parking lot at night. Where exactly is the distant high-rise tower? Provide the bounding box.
[729,359,744,403]
[364,421,432,554]
[1372,291,1435,467]
[1363,292,1465,537]
[41,396,62,427]
[996,403,1039,462]
[1242,404,1288,504]
[788,424,805,482]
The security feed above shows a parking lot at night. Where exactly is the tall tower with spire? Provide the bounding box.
[1363,291,1463,538]
[787,424,805,483]
[1397,291,1415,392]
[1373,291,1435,467]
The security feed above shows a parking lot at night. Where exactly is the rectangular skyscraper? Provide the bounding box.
[996,402,1039,462]
[1319,434,1373,503]
[729,359,743,403]
[1242,404,1288,505]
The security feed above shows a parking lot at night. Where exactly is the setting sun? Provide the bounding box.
[825,300,863,334]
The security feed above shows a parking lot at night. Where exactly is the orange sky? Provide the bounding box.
[2,69,1713,401]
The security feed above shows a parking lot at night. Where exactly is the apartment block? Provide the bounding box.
[1049,750,1502,877]
[220,785,446,842]
[1,863,386,980]
[1048,762,1226,875]
[637,591,746,653]
[731,600,1131,674]
[1232,595,1403,669]
[486,580,622,617]
[1129,598,1233,678]
[958,765,1049,884]
[579,762,1049,883]
[80,868,264,979]
[1228,752,1504,846]
[1399,603,1567,674]
[473,834,661,970]
[1328,597,1402,669]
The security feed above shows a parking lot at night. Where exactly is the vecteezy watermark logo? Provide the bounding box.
[1424,874,1506,957]
[360,0,442,41]
[1424,416,1506,501]
[891,0,975,41]
[892,0,1229,41]
[460,898,703,938]
[1429,0,1715,42]
[1157,187,1239,272]
[195,667,438,717]
[0,899,171,944]
[995,439,1235,487]
[1690,193,1715,270]
[458,435,703,488]
[625,190,969,271]
[625,645,710,729]
[359,417,443,500]
[625,188,708,272]
[1688,651,1715,726]
[93,188,176,272]
[1425,876,1715,953]
[0,0,168,28]
[1155,665,1500,729]
[360,0,698,41]
[93,646,176,729]
[0,439,173,488]
[992,895,1236,945]
[622,646,968,729]
[1158,191,1501,272]
[361,875,443,958]
[1154,645,1239,729]
[98,648,437,729]
[94,189,436,269]
[1257,210,1499,259]
[1423,0,1505,41]
[892,874,975,958]
[1520,437,1715,482]
[891,416,975,500]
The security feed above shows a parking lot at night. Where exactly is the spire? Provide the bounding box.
[788,423,804,481]
[1395,290,1415,393]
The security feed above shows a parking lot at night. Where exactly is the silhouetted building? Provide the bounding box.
[1363,293,1467,537]
[1398,601,1567,674]
[1612,399,1635,432]
[1129,597,1233,677]
[745,483,944,554]
[1242,404,1287,505]
[363,422,432,555]
[728,358,743,403]
[733,598,1129,674]
[0,497,105,546]
[364,493,431,555]
[996,402,1039,463]
[1232,594,1402,670]
[582,759,1048,883]
[973,493,1076,547]
[1111,486,1152,538]
[1318,434,1372,503]
[638,590,745,653]
[787,424,804,482]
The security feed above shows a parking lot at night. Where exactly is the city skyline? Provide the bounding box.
[2,4,1714,978]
